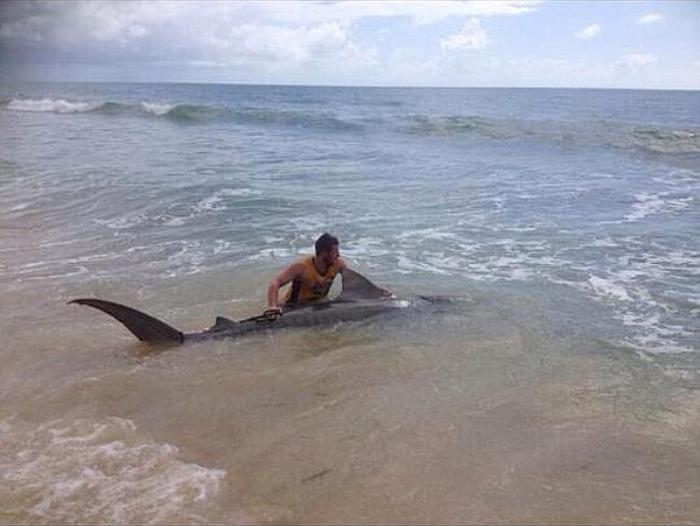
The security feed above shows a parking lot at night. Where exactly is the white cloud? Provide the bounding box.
[258,1,541,26]
[637,13,663,24]
[0,0,540,45]
[575,23,601,40]
[440,18,491,53]
[0,0,538,69]
[227,22,349,63]
[616,52,658,68]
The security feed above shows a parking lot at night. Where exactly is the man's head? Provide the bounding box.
[315,232,339,264]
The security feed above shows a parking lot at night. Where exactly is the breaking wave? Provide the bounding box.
[401,114,514,139]
[228,108,364,131]
[2,98,363,130]
[398,114,700,155]
[7,98,100,113]
[4,98,698,152]
[2,98,223,121]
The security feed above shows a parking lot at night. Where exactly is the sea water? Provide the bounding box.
[1,82,698,523]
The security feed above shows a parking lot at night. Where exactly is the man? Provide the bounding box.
[264,233,389,318]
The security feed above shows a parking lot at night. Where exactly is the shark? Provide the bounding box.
[70,269,438,344]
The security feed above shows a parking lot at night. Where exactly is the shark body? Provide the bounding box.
[70,270,423,345]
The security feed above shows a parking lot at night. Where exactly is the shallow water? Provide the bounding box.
[1,83,699,523]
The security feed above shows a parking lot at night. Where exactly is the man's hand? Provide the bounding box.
[262,307,282,320]
[379,287,396,299]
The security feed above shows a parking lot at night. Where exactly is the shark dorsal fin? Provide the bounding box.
[209,316,237,331]
[339,269,387,300]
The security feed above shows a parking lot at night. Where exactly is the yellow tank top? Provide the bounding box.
[284,256,342,304]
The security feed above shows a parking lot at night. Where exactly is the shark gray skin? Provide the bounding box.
[70,270,437,345]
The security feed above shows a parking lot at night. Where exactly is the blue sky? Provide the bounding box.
[1,0,698,88]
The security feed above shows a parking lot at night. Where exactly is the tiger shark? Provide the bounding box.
[70,270,440,344]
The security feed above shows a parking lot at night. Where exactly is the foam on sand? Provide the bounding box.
[0,417,225,524]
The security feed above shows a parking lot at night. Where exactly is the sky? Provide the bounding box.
[0,0,698,89]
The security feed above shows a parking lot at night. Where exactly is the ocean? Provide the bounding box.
[1,82,698,523]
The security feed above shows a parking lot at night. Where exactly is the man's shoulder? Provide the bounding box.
[289,256,312,271]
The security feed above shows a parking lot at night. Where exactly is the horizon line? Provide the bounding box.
[1,78,698,92]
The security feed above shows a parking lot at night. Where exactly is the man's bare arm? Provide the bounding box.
[266,263,301,311]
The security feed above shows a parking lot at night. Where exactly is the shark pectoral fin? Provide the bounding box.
[69,298,184,343]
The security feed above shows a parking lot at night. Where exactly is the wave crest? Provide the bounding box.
[2,98,363,130]
[402,115,508,138]
[399,113,700,154]
[6,98,99,113]
[4,98,697,152]
[621,127,700,154]
[164,104,222,121]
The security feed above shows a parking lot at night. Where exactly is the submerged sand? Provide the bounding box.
[1,272,698,523]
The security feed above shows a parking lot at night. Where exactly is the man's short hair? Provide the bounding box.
[315,233,339,255]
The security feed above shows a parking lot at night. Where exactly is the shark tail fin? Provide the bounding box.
[69,298,184,343]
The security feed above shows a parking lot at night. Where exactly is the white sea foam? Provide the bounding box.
[140,102,175,116]
[487,255,541,280]
[622,313,695,354]
[396,254,451,275]
[612,250,700,284]
[164,244,207,276]
[212,239,237,255]
[395,227,459,241]
[342,237,393,259]
[195,188,261,212]
[504,225,538,232]
[163,216,187,226]
[392,237,559,282]
[94,213,148,230]
[6,98,98,113]
[581,261,698,356]
[552,275,696,358]
[14,264,90,282]
[654,249,700,276]
[590,237,618,248]
[158,187,263,229]
[0,417,225,524]
[247,247,297,262]
[286,215,326,232]
[588,275,633,302]
[423,254,464,271]
[625,192,693,221]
